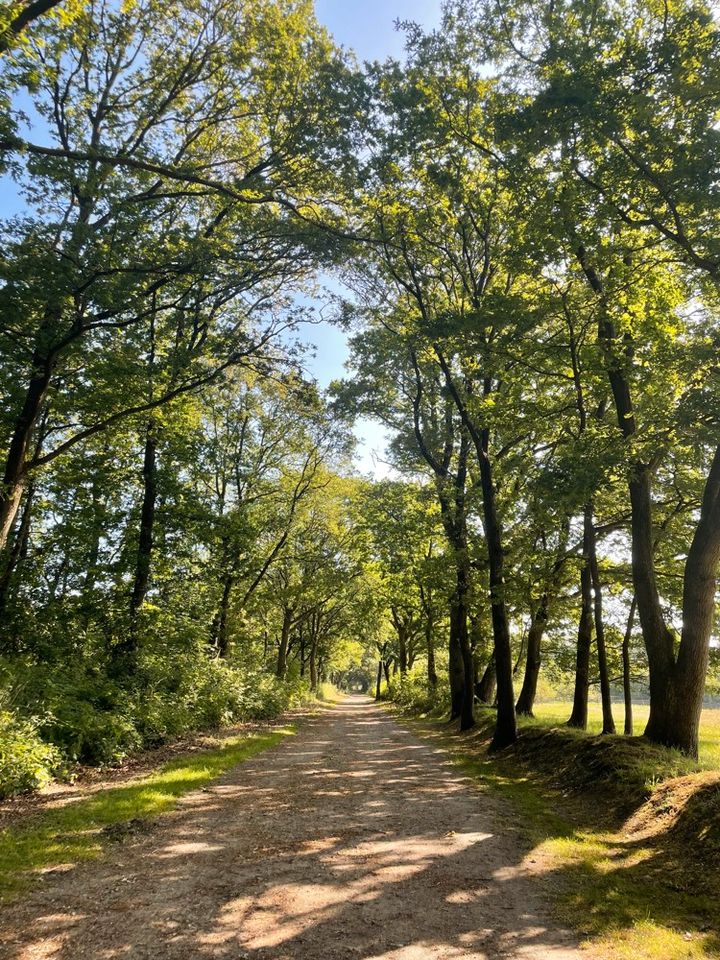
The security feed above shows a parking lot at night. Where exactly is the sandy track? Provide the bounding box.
[0,695,583,959]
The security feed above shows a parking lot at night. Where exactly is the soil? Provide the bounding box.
[0,695,585,959]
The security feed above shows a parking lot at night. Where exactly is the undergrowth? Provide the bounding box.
[0,652,312,798]
[0,711,63,796]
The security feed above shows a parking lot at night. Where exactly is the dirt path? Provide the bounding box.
[0,696,583,960]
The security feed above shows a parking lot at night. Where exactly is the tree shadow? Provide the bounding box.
[407,712,720,956]
[546,774,720,954]
[0,696,579,959]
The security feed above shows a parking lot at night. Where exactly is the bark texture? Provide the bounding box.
[515,595,548,717]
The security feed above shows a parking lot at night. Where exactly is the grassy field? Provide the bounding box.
[0,726,294,902]
[532,701,720,768]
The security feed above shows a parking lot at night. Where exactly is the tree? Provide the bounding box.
[335,320,478,729]
[0,0,66,56]
[355,479,448,687]
[0,0,356,556]
[413,0,720,755]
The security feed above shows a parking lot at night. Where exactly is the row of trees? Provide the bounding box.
[1,0,719,770]
[335,0,720,756]
[0,0,373,769]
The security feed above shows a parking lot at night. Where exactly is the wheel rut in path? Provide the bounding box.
[0,695,584,959]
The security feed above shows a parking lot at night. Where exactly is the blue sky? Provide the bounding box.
[302,2,440,474]
[315,0,441,62]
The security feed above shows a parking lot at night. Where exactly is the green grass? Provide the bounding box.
[397,707,720,960]
[0,726,293,902]
[532,701,720,769]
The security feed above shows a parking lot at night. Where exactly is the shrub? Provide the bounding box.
[0,643,316,787]
[0,710,62,798]
[388,667,451,715]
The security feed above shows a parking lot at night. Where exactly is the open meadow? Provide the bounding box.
[532,703,720,768]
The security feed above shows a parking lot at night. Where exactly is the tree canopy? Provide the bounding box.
[1,0,719,795]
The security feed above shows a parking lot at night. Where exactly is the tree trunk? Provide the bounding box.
[397,621,408,676]
[458,594,475,732]
[408,637,417,670]
[0,480,34,625]
[476,653,496,704]
[426,615,437,687]
[84,476,102,596]
[643,446,720,755]
[129,425,158,627]
[421,584,438,688]
[470,614,482,688]
[586,506,616,734]
[429,427,472,728]
[0,351,53,553]
[376,660,383,700]
[48,554,68,602]
[447,564,467,720]
[477,428,515,749]
[276,606,293,679]
[211,574,234,659]
[448,554,474,730]
[111,426,158,672]
[623,596,637,736]
[513,626,527,677]
[431,354,509,743]
[309,637,318,692]
[568,541,593,729]
[456,553,475,731]
[583,257,720,755]
[516,594,548,716]
[566,293,592,731]
[626,468,677,731]
[630,455,720,755]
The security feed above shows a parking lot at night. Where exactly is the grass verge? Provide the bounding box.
[395,706,720,960]
[0,726,293,902]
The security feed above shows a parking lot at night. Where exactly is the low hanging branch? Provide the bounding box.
[29,323,291,473]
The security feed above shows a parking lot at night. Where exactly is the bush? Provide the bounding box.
[11,665,142,765]
[317,681,338,701]
[49,698,142,765]
[0,644,315,786]
[387,667,451,715]
[0,710,62,798]
[131,656,311,743]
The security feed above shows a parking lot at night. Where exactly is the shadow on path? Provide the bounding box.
[0,696,582,960]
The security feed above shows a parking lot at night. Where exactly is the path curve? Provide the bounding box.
[0,695,582,959]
